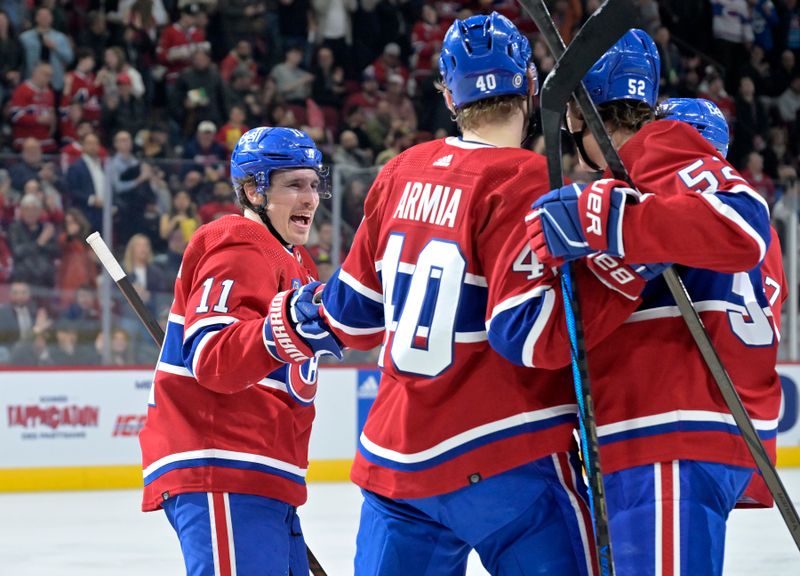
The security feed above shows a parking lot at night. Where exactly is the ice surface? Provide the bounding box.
[1,471,799,575]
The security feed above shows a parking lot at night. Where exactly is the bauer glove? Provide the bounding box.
[526,179,641,266]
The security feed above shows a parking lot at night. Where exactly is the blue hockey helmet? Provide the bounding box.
[230,127,329,199]
[658,97,730,157]
[583,29,660,108]
[438,11,536,109]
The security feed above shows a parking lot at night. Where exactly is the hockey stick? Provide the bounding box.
[525,3,639,574]
[519,0,800,549]
[86,232,330,576]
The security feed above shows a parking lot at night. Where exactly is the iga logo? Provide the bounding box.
[113,415,146,437]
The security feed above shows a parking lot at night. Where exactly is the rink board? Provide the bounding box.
[1,364,799,492]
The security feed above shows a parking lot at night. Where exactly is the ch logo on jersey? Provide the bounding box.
[287,358,319,405]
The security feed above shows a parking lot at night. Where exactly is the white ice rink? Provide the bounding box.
[2,472,800,575]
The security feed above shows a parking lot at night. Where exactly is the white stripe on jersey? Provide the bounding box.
[360,404,577,465]
[157,361,193,378]
[596,409,778,438]
[338,269,383,303]
[168,312,185,325]
[143,448,308,480]
[624,299,772,324]
[185,315,238,340]
[699,187,767,262]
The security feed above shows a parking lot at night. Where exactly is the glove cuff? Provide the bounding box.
[264,289,313,364]
[586,253,645,301]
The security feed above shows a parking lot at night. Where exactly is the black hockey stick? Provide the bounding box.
[86,232,330,576]
[524,3,639,574]
[519,0,800,550]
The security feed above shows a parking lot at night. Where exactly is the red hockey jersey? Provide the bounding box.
[60,71,103,123]
[9,81,56,152]
[139,213,319,511]
[157,23,209,83]
[525,121,783,506]
[321,137,637,499]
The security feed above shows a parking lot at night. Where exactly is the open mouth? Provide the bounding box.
[290,214,311,227]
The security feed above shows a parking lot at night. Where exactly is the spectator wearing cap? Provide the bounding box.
[169,48,229,136]
[156,3,210,84]
[7,194,60,289]
[100,70,145,139]
[371,42,409,89]
[60,48,103,125]
[19,6,73,92]
[182,120,227,180]
[8,62,56,152]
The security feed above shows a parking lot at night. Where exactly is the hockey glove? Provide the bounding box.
[264,281,344,364]
[525,179,640,266]
[586,253,669,300]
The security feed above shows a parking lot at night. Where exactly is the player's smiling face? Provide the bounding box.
[265,168,321,245]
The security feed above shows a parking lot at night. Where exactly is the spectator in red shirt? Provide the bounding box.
[371,42,409,89]
[216,105,249,154]
[9,62,57,152]
[699,71,736,122]
[741,151,777,207]
[197,180,238,223]
[219,40,258,85]
[60,48,103,125]
[410,5,445,73]
[56,207,97,309]
[156,3,210,84]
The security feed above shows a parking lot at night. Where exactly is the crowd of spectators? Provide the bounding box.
[0,0,799,365]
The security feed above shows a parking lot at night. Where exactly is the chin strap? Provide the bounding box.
[252,197,293,250]
[521,94,538,150]
[570,124,604,172]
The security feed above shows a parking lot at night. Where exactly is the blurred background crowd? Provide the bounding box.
[0,0,798,366]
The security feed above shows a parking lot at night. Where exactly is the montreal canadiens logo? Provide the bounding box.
[287,357,319,405]
[512,73,523,88]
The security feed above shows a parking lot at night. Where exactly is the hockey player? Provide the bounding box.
[311,13,636,575]
[138,127,343,575]
[525,30,784,575]
[656,97,730,157]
